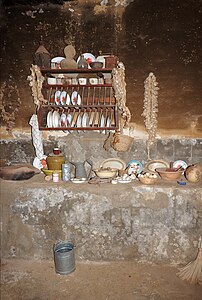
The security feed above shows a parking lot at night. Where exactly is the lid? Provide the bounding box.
[49,152,64,157]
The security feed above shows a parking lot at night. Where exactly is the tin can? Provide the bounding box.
[53,171,60,182]
[62,163,71,181]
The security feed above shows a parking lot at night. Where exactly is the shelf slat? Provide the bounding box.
[41,68,113,74]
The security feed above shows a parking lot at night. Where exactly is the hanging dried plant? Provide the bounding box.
[27,64,46,109]
[112,62,131,130]
[142,72,159,159]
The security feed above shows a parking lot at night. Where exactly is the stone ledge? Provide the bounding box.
[1,175,202,263]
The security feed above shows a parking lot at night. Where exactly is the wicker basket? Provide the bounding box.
[112,133,133,152]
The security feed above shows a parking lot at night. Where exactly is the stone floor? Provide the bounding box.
[1,259,202,300]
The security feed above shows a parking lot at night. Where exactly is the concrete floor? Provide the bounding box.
[1,259,202,300]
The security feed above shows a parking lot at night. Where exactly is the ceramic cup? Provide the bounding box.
[78,78,87,85]
[65,78,72,84]
[72,78,78,85]
[47,77,57,85]
[98,78,104,84]
[89,78,98,85]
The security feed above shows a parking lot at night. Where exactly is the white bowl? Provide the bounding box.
[93,168,118,179]
[78,78,87,85]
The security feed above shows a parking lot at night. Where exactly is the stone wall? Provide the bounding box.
[1,175,202,263]
[1,134,201,167]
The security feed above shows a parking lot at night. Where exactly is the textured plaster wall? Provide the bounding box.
[0,0,202,138]
[1,177,202,263]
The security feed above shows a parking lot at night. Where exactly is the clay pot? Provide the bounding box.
[46,153,65,170]
[155,168,183,181]
[185,164,201,183]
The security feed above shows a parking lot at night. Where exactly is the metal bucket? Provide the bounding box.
[53,241,75,275]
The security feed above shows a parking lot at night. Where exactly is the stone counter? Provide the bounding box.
[1,175,202,263]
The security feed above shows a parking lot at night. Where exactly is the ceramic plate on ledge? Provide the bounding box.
[100,158,126,170]
[145,160,169,173]
[127,159,143,175]
[173,160,187,170]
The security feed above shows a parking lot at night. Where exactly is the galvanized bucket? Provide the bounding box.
[53,241,75,275]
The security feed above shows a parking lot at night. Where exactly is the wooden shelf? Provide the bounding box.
[40,68,113,74]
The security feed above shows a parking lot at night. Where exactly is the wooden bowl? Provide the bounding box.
[155,168,183,181]
[90,61,103,69]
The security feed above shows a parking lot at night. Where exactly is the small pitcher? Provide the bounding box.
[70,160,93,180]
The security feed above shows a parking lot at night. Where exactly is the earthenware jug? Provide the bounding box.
[47,151,65,170]
[70,160,93,180]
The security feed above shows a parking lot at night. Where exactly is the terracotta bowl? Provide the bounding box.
[155,168,184,181]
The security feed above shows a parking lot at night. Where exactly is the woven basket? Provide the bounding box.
[138,176,157,185]
[112,133,133,152]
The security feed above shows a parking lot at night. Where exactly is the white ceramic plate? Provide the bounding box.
[47,111,53,128]
[59,113,67,128]
[100,114,105,133]
[66,94,71,105]
[173,160,187,170]
[51,56,65,63]
[71,178,87,183]
[82,112,89,128]
[100,158,126,170]
[77,53,96,68]
[66,114,72,126]
[127,159,143,175]
[76,114,82,127]
[145,160,170,173]
[60,91,67,105]
[117,179,132,183]
[71,91,81,105]
[52,111,60,128]
[54,91,61,105]
[106,116,111,128]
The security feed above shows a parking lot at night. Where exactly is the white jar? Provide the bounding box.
[52,172,59,182]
